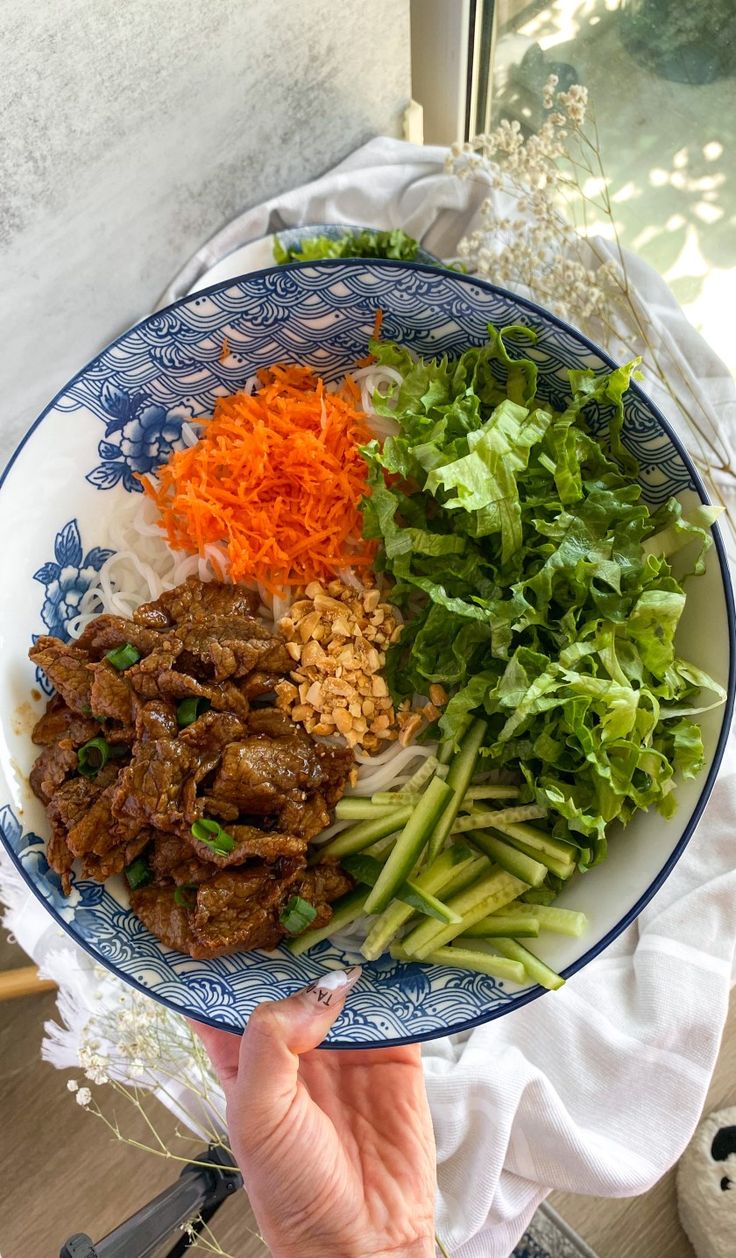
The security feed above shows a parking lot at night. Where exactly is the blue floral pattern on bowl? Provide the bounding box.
[1,260,732,1046]
[31,519,113,694]
[86,381,196,491]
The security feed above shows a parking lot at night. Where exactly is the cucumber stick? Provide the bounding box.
[452,804,547,833]
[463,784,519,801]
[462,914,541,938]
[500,834,574,880]
[522,886,558,906]
[488,818,577,864]
[341,852,459,924]
[401,881,461,925]
[490,938,565,990]
[363,777,453,914]
[335,799,402,821]
[401,871,528,959]
[372,791,421,806]
[360,844,482,961]
[436,853,492,900]
[467,831,547,887]
[427,718,487,862]
[318,806,412,859]
[403,753,441,793]
[493,901,587,937]
[391,943,527,984]
[286,888,370,956]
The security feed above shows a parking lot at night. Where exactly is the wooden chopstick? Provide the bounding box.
[0,965,57,1002]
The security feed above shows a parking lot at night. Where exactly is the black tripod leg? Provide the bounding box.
[60,1145,243,1258]
[163,1196,232,1258]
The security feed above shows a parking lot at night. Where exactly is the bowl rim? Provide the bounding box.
[1,257,734,1047]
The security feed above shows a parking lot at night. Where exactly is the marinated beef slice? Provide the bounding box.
[28,578,353,956]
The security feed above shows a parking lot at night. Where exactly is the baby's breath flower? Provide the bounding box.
[67,1078,79,1093]
[84,1055,109,1086]
[76,1087,92,1108]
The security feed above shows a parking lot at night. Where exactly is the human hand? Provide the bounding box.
[195,967,437,1258]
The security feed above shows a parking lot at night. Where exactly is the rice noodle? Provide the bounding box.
[68,365,431,853]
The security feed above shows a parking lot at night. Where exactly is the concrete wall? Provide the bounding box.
[0,0,411,452]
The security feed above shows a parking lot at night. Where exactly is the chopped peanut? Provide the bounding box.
[399,714,423,746]
[333,708,353,735]
[275,577,436,754]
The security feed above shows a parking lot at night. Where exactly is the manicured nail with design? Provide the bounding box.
[303,965,362,1010]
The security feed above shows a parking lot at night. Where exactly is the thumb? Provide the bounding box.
[235,966,362,1121]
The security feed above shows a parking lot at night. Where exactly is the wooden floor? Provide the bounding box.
[0,932,264,1258]
[0,925,733,1258]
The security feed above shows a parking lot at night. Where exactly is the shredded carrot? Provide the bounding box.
[142,365,378,592]
[356,308,384,368]
[219,336,229,363]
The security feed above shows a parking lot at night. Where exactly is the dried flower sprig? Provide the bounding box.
[54,972,230,1170]
[446,77,736,534]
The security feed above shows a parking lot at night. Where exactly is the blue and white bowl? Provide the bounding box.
[0,260,733,1046]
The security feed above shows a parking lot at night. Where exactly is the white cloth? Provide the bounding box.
[3,138,735,1258]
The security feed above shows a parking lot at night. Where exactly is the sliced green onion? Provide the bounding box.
[105,642,141,670]
[280,896,318,935]
[125,857,152,890]
[77,736,111,779]
[191,818,236,855]
[174,884,198,908]
[176,697,211,727]
[287,888,370,955]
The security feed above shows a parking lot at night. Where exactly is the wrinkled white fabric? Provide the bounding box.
[3,137,735,1258]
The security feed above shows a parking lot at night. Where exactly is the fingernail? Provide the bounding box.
[302,965,362,1010]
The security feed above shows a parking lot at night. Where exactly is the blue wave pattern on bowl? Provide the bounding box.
[5,262,705,1044]
[57,266,692,505]
[0,793,513,1037]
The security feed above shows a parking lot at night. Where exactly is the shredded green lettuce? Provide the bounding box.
[273,228,420,265]
[360,324,725,860]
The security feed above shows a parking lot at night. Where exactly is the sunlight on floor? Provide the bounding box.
[493,0,736,374]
